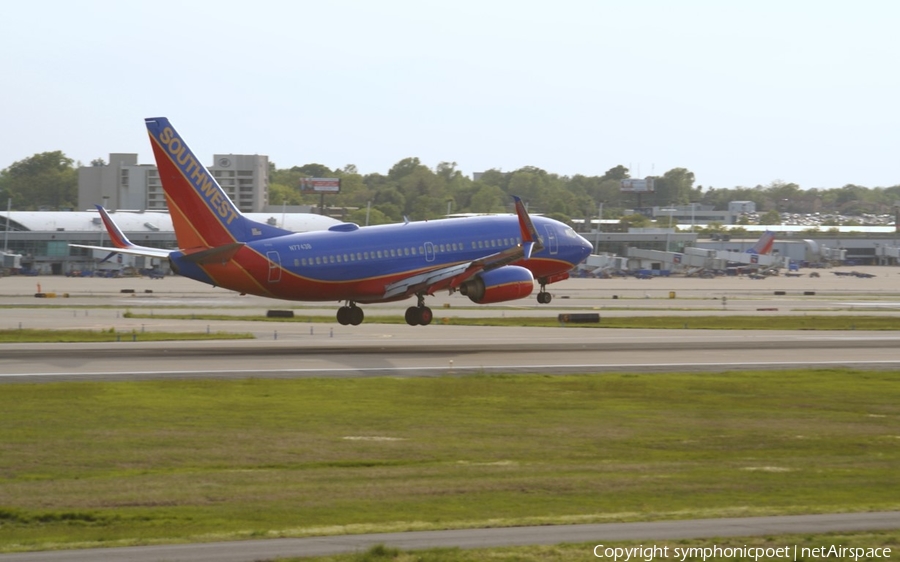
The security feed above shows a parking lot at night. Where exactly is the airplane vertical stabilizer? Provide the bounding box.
[144,117,290,250]
[747,230,775,255]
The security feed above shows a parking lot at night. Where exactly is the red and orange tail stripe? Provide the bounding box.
[145,117,245,250]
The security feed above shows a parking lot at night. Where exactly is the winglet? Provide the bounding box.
[512,196,542,259]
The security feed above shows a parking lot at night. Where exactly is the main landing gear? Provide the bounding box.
[405,294,433,326]
[537,281,552,304]
[336,302,364,326]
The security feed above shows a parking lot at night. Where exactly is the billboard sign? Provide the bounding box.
[620,178,655,193]
[300,178,341,193]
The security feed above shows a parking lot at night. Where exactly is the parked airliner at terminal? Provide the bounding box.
[74,118,592,326]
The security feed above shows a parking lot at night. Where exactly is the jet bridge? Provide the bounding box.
[626,246,789,274]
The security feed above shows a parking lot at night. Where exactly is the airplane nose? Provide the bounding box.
[577,233,593,260]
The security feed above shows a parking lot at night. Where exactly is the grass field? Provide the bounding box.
[0,369,898,553]
[0,328,253,343]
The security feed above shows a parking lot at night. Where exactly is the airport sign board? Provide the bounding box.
[300,178,341,193]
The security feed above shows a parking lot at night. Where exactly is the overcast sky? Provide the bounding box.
[3,1,898,190]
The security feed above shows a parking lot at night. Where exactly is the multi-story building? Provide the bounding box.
[78,153,269,212]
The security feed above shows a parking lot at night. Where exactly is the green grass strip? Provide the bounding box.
[0,369,898,552]
[0,328,253,343]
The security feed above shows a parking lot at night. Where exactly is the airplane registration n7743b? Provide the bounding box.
[75,117,593,326]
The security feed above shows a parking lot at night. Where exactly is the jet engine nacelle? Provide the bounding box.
[459,265,534,304]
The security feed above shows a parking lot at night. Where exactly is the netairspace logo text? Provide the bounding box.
[592,544,892,561]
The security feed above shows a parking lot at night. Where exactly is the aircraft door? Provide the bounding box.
[266,250,282,283]
[543,225,558,255]
[424,242,435,262]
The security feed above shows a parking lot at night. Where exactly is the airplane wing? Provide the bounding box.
[383,196,543,300]
[70,205,174,259]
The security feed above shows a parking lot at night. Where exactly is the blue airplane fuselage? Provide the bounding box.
[171,213,592,303]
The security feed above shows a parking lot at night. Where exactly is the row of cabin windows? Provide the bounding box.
[293,236,522,268]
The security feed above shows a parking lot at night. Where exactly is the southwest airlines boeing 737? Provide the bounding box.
[75,117,593,326]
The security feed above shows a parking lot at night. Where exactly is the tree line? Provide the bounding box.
[2,151,899,226]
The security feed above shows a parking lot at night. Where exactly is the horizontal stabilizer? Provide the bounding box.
[70,243,171,259]
[181,243,245,265]
[71,205,174,260]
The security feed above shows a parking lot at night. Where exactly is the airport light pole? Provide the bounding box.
[594,201,603,253]
[661,207,677,252]
[3,198,9,252]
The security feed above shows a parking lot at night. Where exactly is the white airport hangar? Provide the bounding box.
[0,210,340,275]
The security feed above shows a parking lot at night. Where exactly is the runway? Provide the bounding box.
[2,326,900,382]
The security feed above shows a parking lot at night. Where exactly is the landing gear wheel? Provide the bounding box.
[404,305,433,326]
[537,292,552,304]
[337,304,364,326]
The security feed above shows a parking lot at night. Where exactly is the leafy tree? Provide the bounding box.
[373,187,405,221]
[476,169,509,191]
[330,170,369,209]
[268,182,305,206]
[602,165,630,181]
[758,209,781,225]
[347,206,392,226]
[652,168,695,206]
[407,195,448,220]
[507,167,556,212]
[0,151,77,210]
[397,167,446,214]
[387,157,428,181]
[620,213,651,229]
[292,163,333,178]
[762,181,803,212]
[436,161,461,182]
[467,185,507,213]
